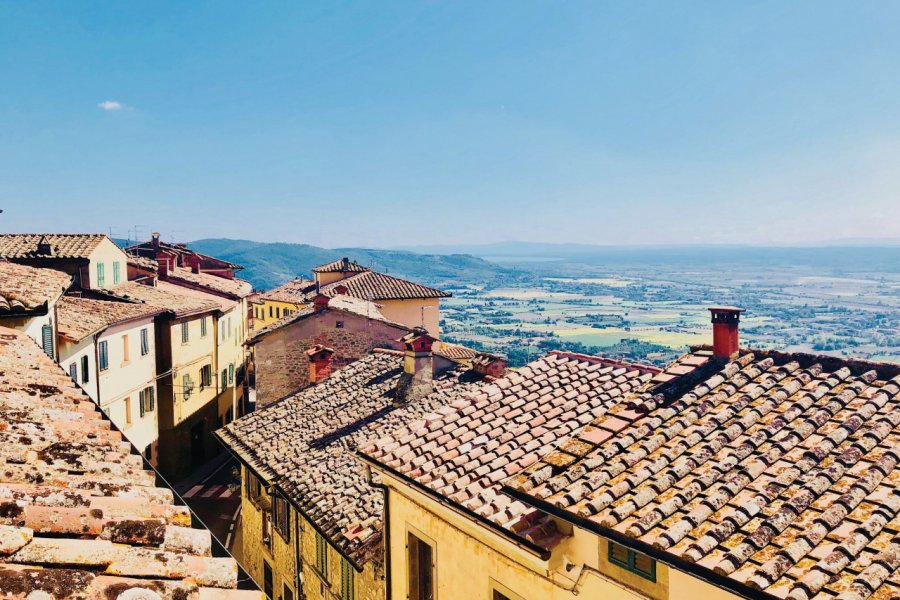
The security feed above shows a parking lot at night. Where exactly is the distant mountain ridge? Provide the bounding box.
[184,238,516,290]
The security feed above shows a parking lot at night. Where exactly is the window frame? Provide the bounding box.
[273,491,291,542]
[181,321,189,344]
[200,316,208,337]
[98,340,109,371]
[81,355,89,383]
[41,324,54,358]
[112,261,120,284]
[608,541,656,582]
[407,528,435,600]
[69,362,77,382]
[340,556,356,600]
[182,373,193,401]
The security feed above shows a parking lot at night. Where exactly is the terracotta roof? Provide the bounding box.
[247,295,408,346]
[321,270,450,300]
[360,351,659,549]
[0,326,258,598]
[505,348,900,600]
[126,242,243,271]
[256,278,316,304]
[0,234,109,259]
[165,267,253,299]
[217,352,487,564]
[0,262,71,315]
[432,341,478,362]
[312,258,369,273]
[56,297,163,342]
[97,282,221,317]
[127,254,158,272]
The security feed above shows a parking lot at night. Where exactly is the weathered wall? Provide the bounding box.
[378,473,737,600]
[377,298,441,336]
[254,310,407,407]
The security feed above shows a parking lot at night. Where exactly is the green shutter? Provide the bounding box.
[113,261,120,284]
[341,558,355,599]
[41,324,53,358]
[97,262,105,287]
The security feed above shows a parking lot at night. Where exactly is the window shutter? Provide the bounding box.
[139,390,145,417]
[149,387,155,411]
[69,363,77,382]
[41,324,53,358]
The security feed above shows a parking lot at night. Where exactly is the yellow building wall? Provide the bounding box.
[239,467,383,600]
[314,271,346,286]
[377,298,441,336]
[87,237,130,289]
[216,303,245,425]
[251,299,303,331]
[378,472,740,600]
[170,314,217,424]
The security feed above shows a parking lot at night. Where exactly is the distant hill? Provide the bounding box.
[185,239,517,290]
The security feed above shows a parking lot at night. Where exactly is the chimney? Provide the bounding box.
[151,232,160,249]
[709,306,744,359]
[342,257,350,271]
[334,284,349,295]
[472,352,508,379]
[313,293,330,313]
[157,251,175,278]
[395,327,436,404]
[306,345,335,384]
[188,255,201,274]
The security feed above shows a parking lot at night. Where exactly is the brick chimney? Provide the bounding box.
[313,294,330,313]
[709,306,744,359]
[151,232,160,249]
[188,255,201,274]
[472,352,508,378]
[157,251,175,279]
[395,327,436,404]
[306,345,335,384]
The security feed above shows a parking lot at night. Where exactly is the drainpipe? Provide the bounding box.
[294,508,302,599]
[93,332,102,405]
[365,466,391,600]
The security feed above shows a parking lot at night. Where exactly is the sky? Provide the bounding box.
[1,2,899,248]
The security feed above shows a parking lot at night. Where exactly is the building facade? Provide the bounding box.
[0,233,128,290]
[56,296,163,461]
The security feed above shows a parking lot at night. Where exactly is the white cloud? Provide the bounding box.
[98,100,128,111]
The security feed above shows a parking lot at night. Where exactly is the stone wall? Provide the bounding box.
[254,310,407,407]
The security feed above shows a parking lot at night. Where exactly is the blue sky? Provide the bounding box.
[2,2,899,247]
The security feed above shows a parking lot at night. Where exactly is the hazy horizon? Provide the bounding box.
[3,2,900,247]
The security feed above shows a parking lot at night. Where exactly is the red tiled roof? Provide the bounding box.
[256,278,316,304]
[0,262,71,315]
[432,341,478,362]
[0,234,109,259]
[312,258,369,273]
[126,241,243,271]
[56,296,163,342]
[360,351,658,549]
[505,348,900,600]
[217,352,487,565]
[97,281,221,317]
[166,267,253,299]
[0,326,258,598]
[321,270,450,300]
[246,294,407,346]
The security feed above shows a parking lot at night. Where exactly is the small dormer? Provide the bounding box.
[35,236,54,256]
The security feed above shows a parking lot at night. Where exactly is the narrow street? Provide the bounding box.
[174,453,243,560]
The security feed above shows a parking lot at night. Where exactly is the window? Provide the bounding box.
[139,387,155,417]
[97,262,105,287]
[608,541,656,582]
[81,356,89,383]
[273,492,290,541]
[269,306,273,318]
[263,562,273,600]
[69,363,77,382]
[315,532,329,580]
[228,316,232,338]
[140,328,149,355]
[113,261,120,284]
[341,557,356,600]
[283,584,294,600]
[200,316,208,337]
[122,334,129,363]
[145,445,153,463]
[221,369,228,390]
[200,365,212,389]
[124,396,132,425]
[335,320,345,329]
[228,363,234,385]
[407,532,433,600]
[98,340,109,371]
[182,374,193,401]
[41,324,54,358]
[276,307,281,319]
[181,321,189,344]
[245,469,262,502]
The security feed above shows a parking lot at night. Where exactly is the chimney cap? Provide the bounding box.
[708,306,744,314]
[399,327,437,352]
[709,306,744,323]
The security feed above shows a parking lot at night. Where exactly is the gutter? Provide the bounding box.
[501,485,781,600]
[356,451,552,561]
